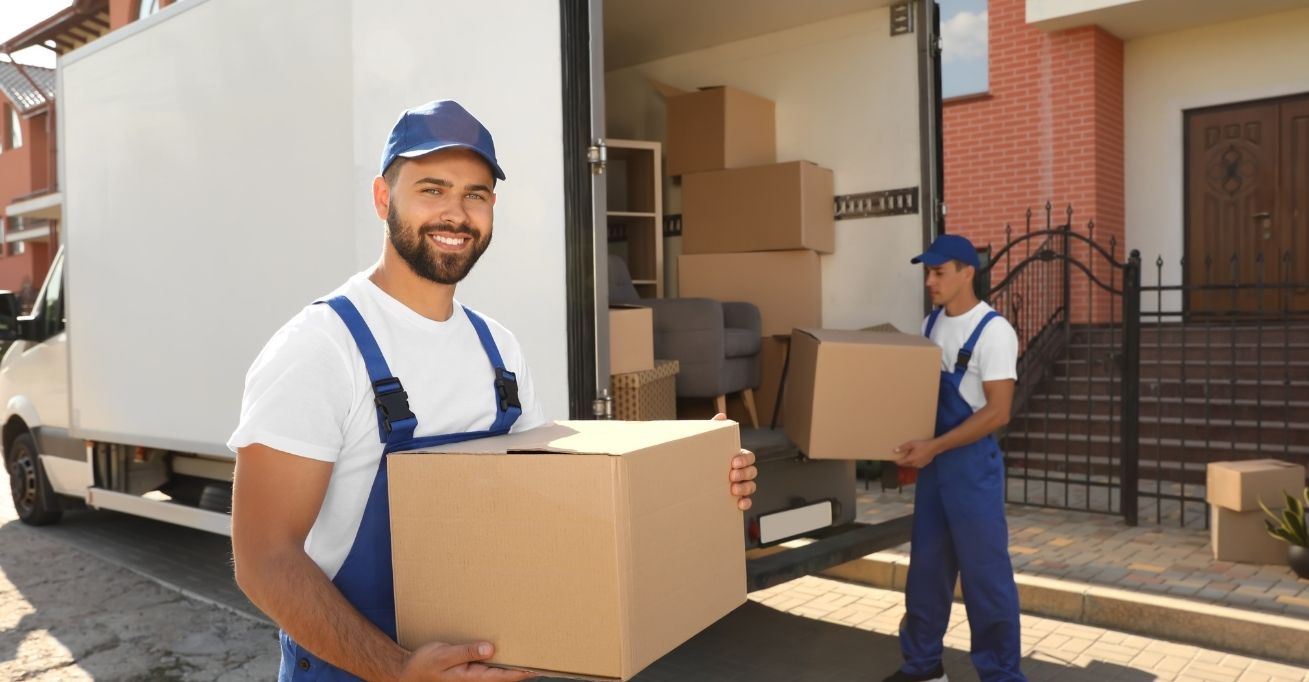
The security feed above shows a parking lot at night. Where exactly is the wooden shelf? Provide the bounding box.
[606,139,664,297]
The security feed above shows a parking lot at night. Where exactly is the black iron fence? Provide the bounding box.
[982,203,1309,527]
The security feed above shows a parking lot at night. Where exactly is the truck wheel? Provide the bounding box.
[8,433,62,526]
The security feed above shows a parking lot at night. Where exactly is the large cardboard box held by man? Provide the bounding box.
[681,161,835,255]
[1206,459,1306,512]
[388,420,746,681]
[665,85,775,177]
[609,304,654,375]
[678,251,821,337]
[784,329,940,460]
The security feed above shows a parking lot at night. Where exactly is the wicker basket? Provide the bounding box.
[610,359,679,420]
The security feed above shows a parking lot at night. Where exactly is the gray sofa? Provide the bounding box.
[608,255,762,424]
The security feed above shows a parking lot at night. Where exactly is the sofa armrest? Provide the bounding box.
[722,301,762,336]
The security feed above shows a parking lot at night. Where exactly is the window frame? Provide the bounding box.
[9,107,21,150]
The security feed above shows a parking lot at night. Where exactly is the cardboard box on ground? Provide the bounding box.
[1206,460,1306,512]
[1211,505,1291,565]
[1206,460,1306,565]
[783,329,940,460]
[389,420,746,681]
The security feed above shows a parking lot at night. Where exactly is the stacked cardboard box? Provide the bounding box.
[609,304,654,375]
[1206,460,1306,564]
[668,85,835,423]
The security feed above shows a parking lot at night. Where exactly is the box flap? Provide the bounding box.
[610,303,650,312]
[795,328,935,348]
[396,420,737,457]
[649,79,689,98]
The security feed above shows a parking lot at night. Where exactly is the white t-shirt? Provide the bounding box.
[227,271,546,579]
[920,301,1018,413]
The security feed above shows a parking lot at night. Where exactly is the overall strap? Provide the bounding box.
[462,306,522,433]
[317,296,418,444]
[924,307,944,338]
[954,310,1000,377]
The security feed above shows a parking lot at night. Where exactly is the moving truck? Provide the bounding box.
[0,0,941,591]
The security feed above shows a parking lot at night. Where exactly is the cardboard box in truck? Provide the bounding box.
[609,305,655,375]
[665,85,775,177]
[389,420,746,681]
[784,329,940,460]
[678,251,821,338]
[682,161,835,255]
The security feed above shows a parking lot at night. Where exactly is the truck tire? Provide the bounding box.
[8,433,62,526]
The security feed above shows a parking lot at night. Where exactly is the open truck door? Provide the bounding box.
[574,0,945,589]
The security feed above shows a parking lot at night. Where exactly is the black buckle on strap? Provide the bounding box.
[955,349,973,373]
[372,377,415,433]
[494,368,521,412]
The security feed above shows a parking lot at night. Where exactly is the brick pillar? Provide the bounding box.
[108,0,135,30]
[943,0,1124,322]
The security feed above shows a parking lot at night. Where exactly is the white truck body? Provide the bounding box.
[1,0,938,568]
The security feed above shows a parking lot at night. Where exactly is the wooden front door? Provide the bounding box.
[1187,93,1309,314]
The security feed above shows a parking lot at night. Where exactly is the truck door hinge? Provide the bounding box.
[588,139,608,175]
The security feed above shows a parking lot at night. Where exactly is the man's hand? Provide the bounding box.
[713,413,758,510]
[398,642,537,682]
[894,439,942,469]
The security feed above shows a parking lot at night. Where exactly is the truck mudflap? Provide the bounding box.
[746,515,913,592]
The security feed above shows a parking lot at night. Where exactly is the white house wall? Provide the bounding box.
[1124,6,1309,313]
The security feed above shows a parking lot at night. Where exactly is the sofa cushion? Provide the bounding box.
[723,328,761,358]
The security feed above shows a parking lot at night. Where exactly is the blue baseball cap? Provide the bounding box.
[911,234,981,269]
[379,100,506,181]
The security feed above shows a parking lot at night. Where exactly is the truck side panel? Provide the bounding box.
[60,0,572,457]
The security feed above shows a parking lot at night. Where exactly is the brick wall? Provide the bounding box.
[944,0,1124,324]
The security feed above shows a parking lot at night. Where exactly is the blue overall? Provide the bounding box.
[900,308,1025,681]
[277,296,522,681]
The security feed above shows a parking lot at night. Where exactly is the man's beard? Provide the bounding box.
[387,204,491,285]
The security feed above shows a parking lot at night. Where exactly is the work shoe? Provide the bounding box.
[880,665,947,682]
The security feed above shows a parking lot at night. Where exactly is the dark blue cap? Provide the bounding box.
[911,234,981,268]
[379,100,506,181]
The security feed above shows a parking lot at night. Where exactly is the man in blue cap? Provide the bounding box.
[227,100,759,681]
[882,234,1026,682]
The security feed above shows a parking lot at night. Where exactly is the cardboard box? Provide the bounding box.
[389,420,746,681]
[665,85,775,177]
[1212,505,1289,565]
[1206,460,1306,512]
[678,251,821,337]
[611,359,680,420]
[755,336,790,427]
[783,329,940,460]
[682,161,835,255]
[610,305,654,375]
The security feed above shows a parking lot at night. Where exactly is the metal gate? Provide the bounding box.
[979,204,1142,525]
[981,203,1309,527]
